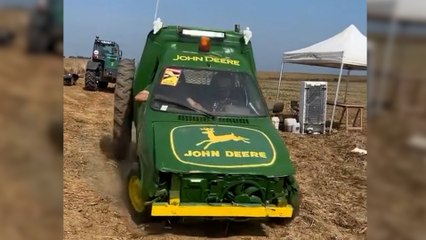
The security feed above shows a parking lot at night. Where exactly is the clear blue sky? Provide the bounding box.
[64,0,366,73]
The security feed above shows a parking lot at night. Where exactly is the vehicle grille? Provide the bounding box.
[177,115,249,124]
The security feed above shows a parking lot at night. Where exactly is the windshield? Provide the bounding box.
[150,67,269,117]
[95,43,117,56]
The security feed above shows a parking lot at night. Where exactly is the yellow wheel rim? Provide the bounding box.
[128,176,145,213]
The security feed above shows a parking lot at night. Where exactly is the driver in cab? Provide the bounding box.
[187,72,243,113]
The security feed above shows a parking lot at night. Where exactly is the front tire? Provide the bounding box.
[126,162,151,224]
[113,59,135,161]
[270,176,300,224]
[84,70,98,91]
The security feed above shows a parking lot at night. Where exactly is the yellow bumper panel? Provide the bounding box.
[151,203,293,217]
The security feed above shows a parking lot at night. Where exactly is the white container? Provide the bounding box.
[284,118,297,132]
[271,116,280,130]
[293,122,300,133]
[299,81,327,134]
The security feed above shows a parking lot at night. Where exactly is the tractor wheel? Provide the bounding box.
[126,161,151,224]
[113,59,135,161]
[98,81,108,89]
[287,177,300,219]
[270,176,300,225]
[27,28,49,53]
[27,11,50,53]
[84,70,98,91]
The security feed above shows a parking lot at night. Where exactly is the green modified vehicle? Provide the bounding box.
[85,36,122,91]
[113,24,299,223]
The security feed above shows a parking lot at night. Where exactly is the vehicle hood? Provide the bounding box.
[153,122,295,177]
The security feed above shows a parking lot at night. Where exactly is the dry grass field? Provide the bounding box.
[63,57,367,239]
[64,57,88,76]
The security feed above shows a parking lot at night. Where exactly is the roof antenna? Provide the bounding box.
[152,0,163,34]
[154,0,160,21]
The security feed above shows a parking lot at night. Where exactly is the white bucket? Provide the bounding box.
[271,117,280,130]
[284,118,297,132]
[293,122,300,133]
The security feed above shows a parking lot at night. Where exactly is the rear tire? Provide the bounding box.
[84,70,98,91]
[113,59,135,161]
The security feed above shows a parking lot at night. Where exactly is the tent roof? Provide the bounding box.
[283,24,367,70]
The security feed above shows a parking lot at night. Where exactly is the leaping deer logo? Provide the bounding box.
[196,128,250,150]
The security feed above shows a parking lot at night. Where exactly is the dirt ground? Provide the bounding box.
[63,65,367,239]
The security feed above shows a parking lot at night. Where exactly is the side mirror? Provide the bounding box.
[119,50,122,56]
[272,102,284,114]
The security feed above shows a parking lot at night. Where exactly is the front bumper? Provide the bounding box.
[151,203,294,217]
[103,70,118,82]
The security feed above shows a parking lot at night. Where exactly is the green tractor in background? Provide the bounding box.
[112,22,299,224]
[27,0,63,54]
[84,36,123,91]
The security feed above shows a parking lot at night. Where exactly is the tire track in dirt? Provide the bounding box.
[64,81,145,239]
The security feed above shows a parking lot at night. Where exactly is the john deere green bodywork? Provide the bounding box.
[133,26,256,95]
[130,25,298,218]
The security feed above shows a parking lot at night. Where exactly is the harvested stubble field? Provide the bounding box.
[64,58,367,239]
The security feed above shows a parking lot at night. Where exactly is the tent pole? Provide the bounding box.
[276,62,285,101]
[329,60,345,133]
[377,0,399,113]
[344,69,351,103]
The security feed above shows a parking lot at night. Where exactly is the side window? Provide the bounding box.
[150,59,160,84]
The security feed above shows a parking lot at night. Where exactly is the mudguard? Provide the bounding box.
[86,61,101,71]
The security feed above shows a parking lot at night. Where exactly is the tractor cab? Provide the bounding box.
[150,68,269,117]
[92,36,122,61]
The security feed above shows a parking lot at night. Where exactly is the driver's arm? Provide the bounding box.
[135,84,152,102]
[187,97,208,112]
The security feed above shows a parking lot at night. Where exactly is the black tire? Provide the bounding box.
[113,59,135,161]
[286,175,300,215]
[126,162,151,224]
[27,28,50,53]
[84,71,98,91]
[98,81,108,89]
[27,11,51,53]
[270,176,300,225]
[0,30,15,46]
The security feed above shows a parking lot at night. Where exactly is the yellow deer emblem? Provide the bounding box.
[196,128,250,150]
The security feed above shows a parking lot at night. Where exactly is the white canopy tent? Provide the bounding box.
[276,24,367,133]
